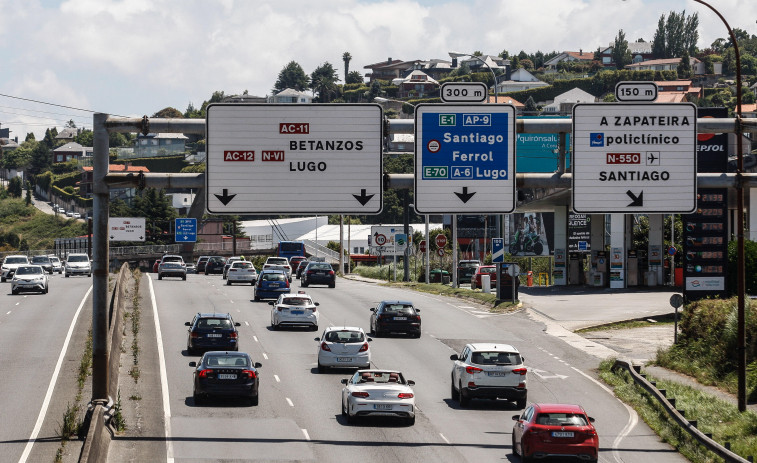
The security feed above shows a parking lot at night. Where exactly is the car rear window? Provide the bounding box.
[282,297,311,305]
[460,262,479,268]
[32,257,50,263]
[535,413,588,426]
[382,304,415,315]
[268,258,288,265]
[470,351,521,365]
[205,355,249,367]
[358,371,404,384]
[262,273,286,281]
[233,262,253,269]
[196,318,233,329]
[325,330,364,343]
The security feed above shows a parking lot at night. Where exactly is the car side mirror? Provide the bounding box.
[314,337,320,341]
[370,308,375,312]
[189,361,197,367]
[254,362,262,368]
[450,354,459,361]
[521,356,525,361]
[407,380,415,386]
[340,378,348,384]
[315,302,320,306]
[235,322,241,327]
[512,415,520,421]
[367,337,373,342]
[415,309,421,312]
[588,416,595,423]
[185,322,191,326]
[268,301,274,305]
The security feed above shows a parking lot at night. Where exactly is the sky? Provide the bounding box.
[0,0,755,141]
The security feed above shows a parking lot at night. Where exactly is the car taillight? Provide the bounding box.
[468,381,476,388]
[512,368,528,376]
[229,332,238,339]
[466,366,483,374]
[229,268,237,272]
[398,392,414,399]
[358,342,369,352]
[307,270,314,275]
[285,279,290,288]
[517,382,526,389]
[197,369,210,378]
[328,270,334,275]
[351,392,369,398]
[321,342,331,351]
[191,332,200,338]
[584,428,597,436]
[310,306,316,312]
[414,315,421,321]
[241,369,256,379]
[277,306,284,311]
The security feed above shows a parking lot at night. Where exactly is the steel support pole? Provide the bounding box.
[92,113,110,402]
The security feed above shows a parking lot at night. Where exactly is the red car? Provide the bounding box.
[470,265,519,290]
[511,403,598,462]
[152,259,160,273]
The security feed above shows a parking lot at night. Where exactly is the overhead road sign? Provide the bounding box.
[615,81,658,102]
[109,217,145,241]
[205,103,383,215]
[572,103,697,214]
[414,104,516,214]
[440,82,488,103]
[175,218,197,242]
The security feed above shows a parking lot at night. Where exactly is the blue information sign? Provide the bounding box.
[175,218,197,243]
[492,238,505,263]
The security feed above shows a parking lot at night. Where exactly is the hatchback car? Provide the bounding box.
[222,256,243,279]
[64,253,91,277]
[301,262,336,288]
[1,255,30,282]
[289,256,307,276]
[31,255,54,274]
[369,301,421,338]
[158,262,187,280]
[270,292,319,330]
[512,403,598,462]
[295,260,309,279]
[450,342,527,408]
[457,260,481,285]
[11,265,49,294]
[185,313,241,354]
[48,255,63,274]
[195,256,212,273]
[204,256,226,275]
[254,269,290,301]
[189,351,262,406]
[470,265,497,289]
[226,260,257,285]
[341,369,416,425]
[316,327,371,373]
[152,259,160,273]
[263,257,292,281]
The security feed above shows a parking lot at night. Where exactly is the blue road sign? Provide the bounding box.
[492,238,504,263]
[175,218,197,242]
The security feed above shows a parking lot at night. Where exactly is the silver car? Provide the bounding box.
[64,253,91,277]
[11,265,49,294]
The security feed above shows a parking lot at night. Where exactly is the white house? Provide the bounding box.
[542,88,597,114]
[495,68,549,93]
[267,88,313,104]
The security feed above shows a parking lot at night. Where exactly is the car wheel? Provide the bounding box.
[226,280,231,286]
[317,362,325,373]
[44,286,48,294]
[346,408,355,424]
[470,281,476,289]
[516,398,527,409]
[249,394,259,406]
[158,274,162,280]
[451,380,458,401]
[193,393,203,405]
[301,281,308,287]
[512,433,519,456]
[311,325,318,331]
[11,288,19,295]
[329,282,335,288]
[254,294,260,302]
[88,274,91,277]
[405,415,415,426]
[459,382,470,407]
[1,277,5,283]
[182,275,186,280]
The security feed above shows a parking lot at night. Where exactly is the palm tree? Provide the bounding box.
[343,52,352,84]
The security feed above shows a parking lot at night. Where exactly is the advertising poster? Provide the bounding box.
[507,213,553,256]
[568,213,591,252]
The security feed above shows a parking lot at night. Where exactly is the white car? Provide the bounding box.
[72,212,81,219]
[263,257,292,281]
[341,369,416,425]
[65,253,91,277]
[226,260,257,285]
[316,327,372,373]
[270,292,319,330]
[450,343,528,408]
[48,255,63,274]
[11,265,48,294]
[1,255,30,282]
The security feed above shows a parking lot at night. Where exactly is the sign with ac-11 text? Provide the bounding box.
[572,103,697,213]
[205,104,383,215]
[414,104,516,214]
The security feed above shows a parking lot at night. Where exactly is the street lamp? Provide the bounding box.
[448,51,498,103]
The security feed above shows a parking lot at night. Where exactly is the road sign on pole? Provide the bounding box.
[175,218,197,243]
[109,217,145,242]
[492,238,504,263]
[435,234,447,248]
[414,104,516,214]
[572,103,697,213]
[419,240,427,253]
[440,82,489,103]
[206,104,383,215]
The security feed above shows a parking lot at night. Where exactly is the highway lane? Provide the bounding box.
[0,273,92,463]
[150,273,688,463]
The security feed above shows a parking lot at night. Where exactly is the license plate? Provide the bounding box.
[552,431,574,438]
[487,371,506,377]
[337,357,353,362]
[373,404,392,410]
[291,310,304,315]
[394,317,407,320]
[218,374,237,380]
[206,333,222,338]
[269,283,280,288]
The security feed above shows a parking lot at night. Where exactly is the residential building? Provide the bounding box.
[267,88,313,104]
[364,58,410,82]
[495,68,549,94]
[53,141,92,163]
[654,80,703,102]
[600,40,654,67]
[543,50,596,71]
[542,88,597,114]
[80,164,149,203]
[55,126,79,142]
[625,56,702,73]
[394,70,439,98]
[134,133,188,157]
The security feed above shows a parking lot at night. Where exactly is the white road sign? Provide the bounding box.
[440,82,488,103]
[572,103,697,214]
[414,104,516,214]
[206,104,383,214]
[615,81,658,102]
[370,226,413,256]
[109,217,146,241]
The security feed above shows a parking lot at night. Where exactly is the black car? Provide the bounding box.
[301,262,335,288]
[196,256,211,273]
[31,255,54,274]
[370,300,421,338]
[204,257,226,275]
[295,260,309,279]
[185,313,241,354]
[189,351,261,405]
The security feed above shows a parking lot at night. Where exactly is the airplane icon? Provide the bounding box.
[646,151,660,165]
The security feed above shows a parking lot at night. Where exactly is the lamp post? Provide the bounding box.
[448,51,498,103]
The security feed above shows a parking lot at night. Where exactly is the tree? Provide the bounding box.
[131,188,178,245]
[677,50,692,79]
[7,177,23,197]
[74,129,93,146]
[346,70,363,85]
[652,11,699,58]
[65,119,76,128]
[273,61,309,93]
[28,142,51,176]
[652,14,667,58]
[520,59,534,71]
[25,133,35,142]
[524,96,538,115]
[25,181,32,206]
[342,52,352,84]
[152,107,184,118]
[42,128,58,149]
[612,29,632,69]
[310,62,340,103]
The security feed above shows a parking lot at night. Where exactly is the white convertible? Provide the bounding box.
[341,369,416,425]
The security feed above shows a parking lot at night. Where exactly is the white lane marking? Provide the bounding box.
[148,276,174,463]
[274,375,280,382]
[19,286,92,463]
[6,311,10,314]
[15,302,20,306]
[286,398,294,407]
[245,321,250,327]
[252,335,258,342]
[439,433,450,444]
[262,353,268,360]
[301,429,310,441]
[570,366,637,463]
[229,300,234,304]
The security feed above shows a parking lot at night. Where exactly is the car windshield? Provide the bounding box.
[479,267,496,274]
[381,304,415,315]
[460,262,479,268]
[196,318,233,329]
[16,266,42,275]
[262,273,286,282]
[68,255,88,263]
[204,355,249,367]
[32,256,50,263]
[535,413,588,426]
[5,257,28,264]
[267,258,288,265]
[232,262,252,269]
[49,257,60,263]
[281,297,311,306]
[470,351,521,366]
[356,371,404,384]
[325,330,364,343]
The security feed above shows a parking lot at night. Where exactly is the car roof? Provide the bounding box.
[324,326,364,333]
[533,403,586,414]
[355,369,402,374]
[467,343,519,352]
[196,313,233,319]
[203,351,250,357]
[379,300,414,306]
[260,269,285,274]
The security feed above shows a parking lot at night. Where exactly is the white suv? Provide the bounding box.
[1,255,30,282]
[65,253,92,277]
[450,343,528,408]
[263,257,292,281]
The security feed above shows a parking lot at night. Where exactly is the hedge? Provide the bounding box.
[112,155,188,173]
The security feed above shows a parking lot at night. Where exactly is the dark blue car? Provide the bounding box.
[190,351,262,406]
[254,269,290,301]
[185,313,240,354]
